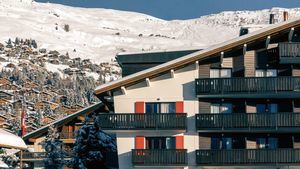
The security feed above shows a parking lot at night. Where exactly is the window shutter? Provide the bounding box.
[135,136,145,149]
[176,136,184,149]
[135,102,145,113]
[176,101,184,113]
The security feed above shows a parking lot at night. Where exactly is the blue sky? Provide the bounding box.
[36,0,300,20]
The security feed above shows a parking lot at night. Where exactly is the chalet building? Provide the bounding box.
[23,103,118,169]
[35,100,59,110]
[90,18,300,169]
[0,90,14,100]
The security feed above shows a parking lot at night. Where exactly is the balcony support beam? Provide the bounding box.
[145,78,151,87]
[220,52,224,66]
[265,36,271,48]
[121,86,127,95]
[289,27,295,42]
[170,69,175,78]
[243,44,247,55]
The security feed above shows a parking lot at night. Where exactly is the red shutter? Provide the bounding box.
[176,136,184,149]
[135,102,145,113]
[135,136,145,149]
[175,101,184,113]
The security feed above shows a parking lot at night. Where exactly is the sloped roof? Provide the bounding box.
[95,18,300,95]
[23,102,103,141]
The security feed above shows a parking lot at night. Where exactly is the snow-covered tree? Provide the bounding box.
[71,113,116,169]
[42,125,64,169]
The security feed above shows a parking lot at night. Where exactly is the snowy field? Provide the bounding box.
[1,0,300,63]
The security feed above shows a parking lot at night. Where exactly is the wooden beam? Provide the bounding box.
[170,69,175,78]
[121,86,127,95]
[195,61,199,70]
[265,36,271,48]
[243,44,247,55]
[289,27,295,42]
[145,78,151,87]
[220,52,224,66]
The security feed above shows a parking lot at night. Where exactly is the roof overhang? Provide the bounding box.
[23,102,103,141]
[94,18,300,96]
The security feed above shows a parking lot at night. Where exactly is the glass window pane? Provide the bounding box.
[210,69,220,78]
[266,69,277,77]
[221,69,232,78]
[221,104,232,114]
[256,104,266,113]
[211,104,220,114]
[160,103,176,113]
[211,137,220,149]
[255,69,265,77]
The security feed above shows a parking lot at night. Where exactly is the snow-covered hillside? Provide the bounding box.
[1,0,300,63]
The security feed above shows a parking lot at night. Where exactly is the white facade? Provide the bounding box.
[113,63,199,169]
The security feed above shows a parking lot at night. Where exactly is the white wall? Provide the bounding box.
[113,63,199,169]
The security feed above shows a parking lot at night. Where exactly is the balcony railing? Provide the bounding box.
[279,42,300,64]
[196,113,300,132]
[195,76,300,97]
[97,113,187,130]
[196,149,300,165]
[132,149,187,166]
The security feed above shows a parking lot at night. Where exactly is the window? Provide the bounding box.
[256,103,277,113]
[255,69,277,77]
[146,137,176,149]
[210,69,232,78]
[145,102,176,114]
[210,103,232,114]
[211,137,232,150]
[256,137,278,149]
[211,137,245,150]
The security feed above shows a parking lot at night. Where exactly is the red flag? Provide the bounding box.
[21,111,27,136]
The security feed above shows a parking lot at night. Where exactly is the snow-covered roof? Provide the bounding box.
[23,102,103,141]
[0,129,27,150]
[95,17,300,95]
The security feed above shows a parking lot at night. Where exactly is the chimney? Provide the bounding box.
[269,14,275,24]
[283,11,288,21]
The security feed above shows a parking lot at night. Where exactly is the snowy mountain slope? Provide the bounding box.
[1,0,300,63]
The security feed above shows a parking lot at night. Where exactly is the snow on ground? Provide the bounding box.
[44,62,69,78]
[0,1,300,64]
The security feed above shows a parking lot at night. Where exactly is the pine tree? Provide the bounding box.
[42,125,64,169]
[71,113,116,169]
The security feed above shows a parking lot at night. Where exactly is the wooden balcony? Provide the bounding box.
[279,42,300,64]
[97,113,187,131]
[196,112,300,133]
[195,76,300,98]
[196,149,300,166]
[132,149,187,166]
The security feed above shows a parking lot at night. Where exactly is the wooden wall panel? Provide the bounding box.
[246,139,257,149]
[198,64,210,78]
[244,50,256,77]
[222,57,233,68]
[293,68,300,76]
[199,135,211,149]
[199,101,210,113]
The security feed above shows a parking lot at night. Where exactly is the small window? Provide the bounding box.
[210,68,232,78]
[255,69,277,77]
[145,102,176,114]
[146,137,176,150]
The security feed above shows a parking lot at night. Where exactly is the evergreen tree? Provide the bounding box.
[42,125,64,169]
[71,113,116,169]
